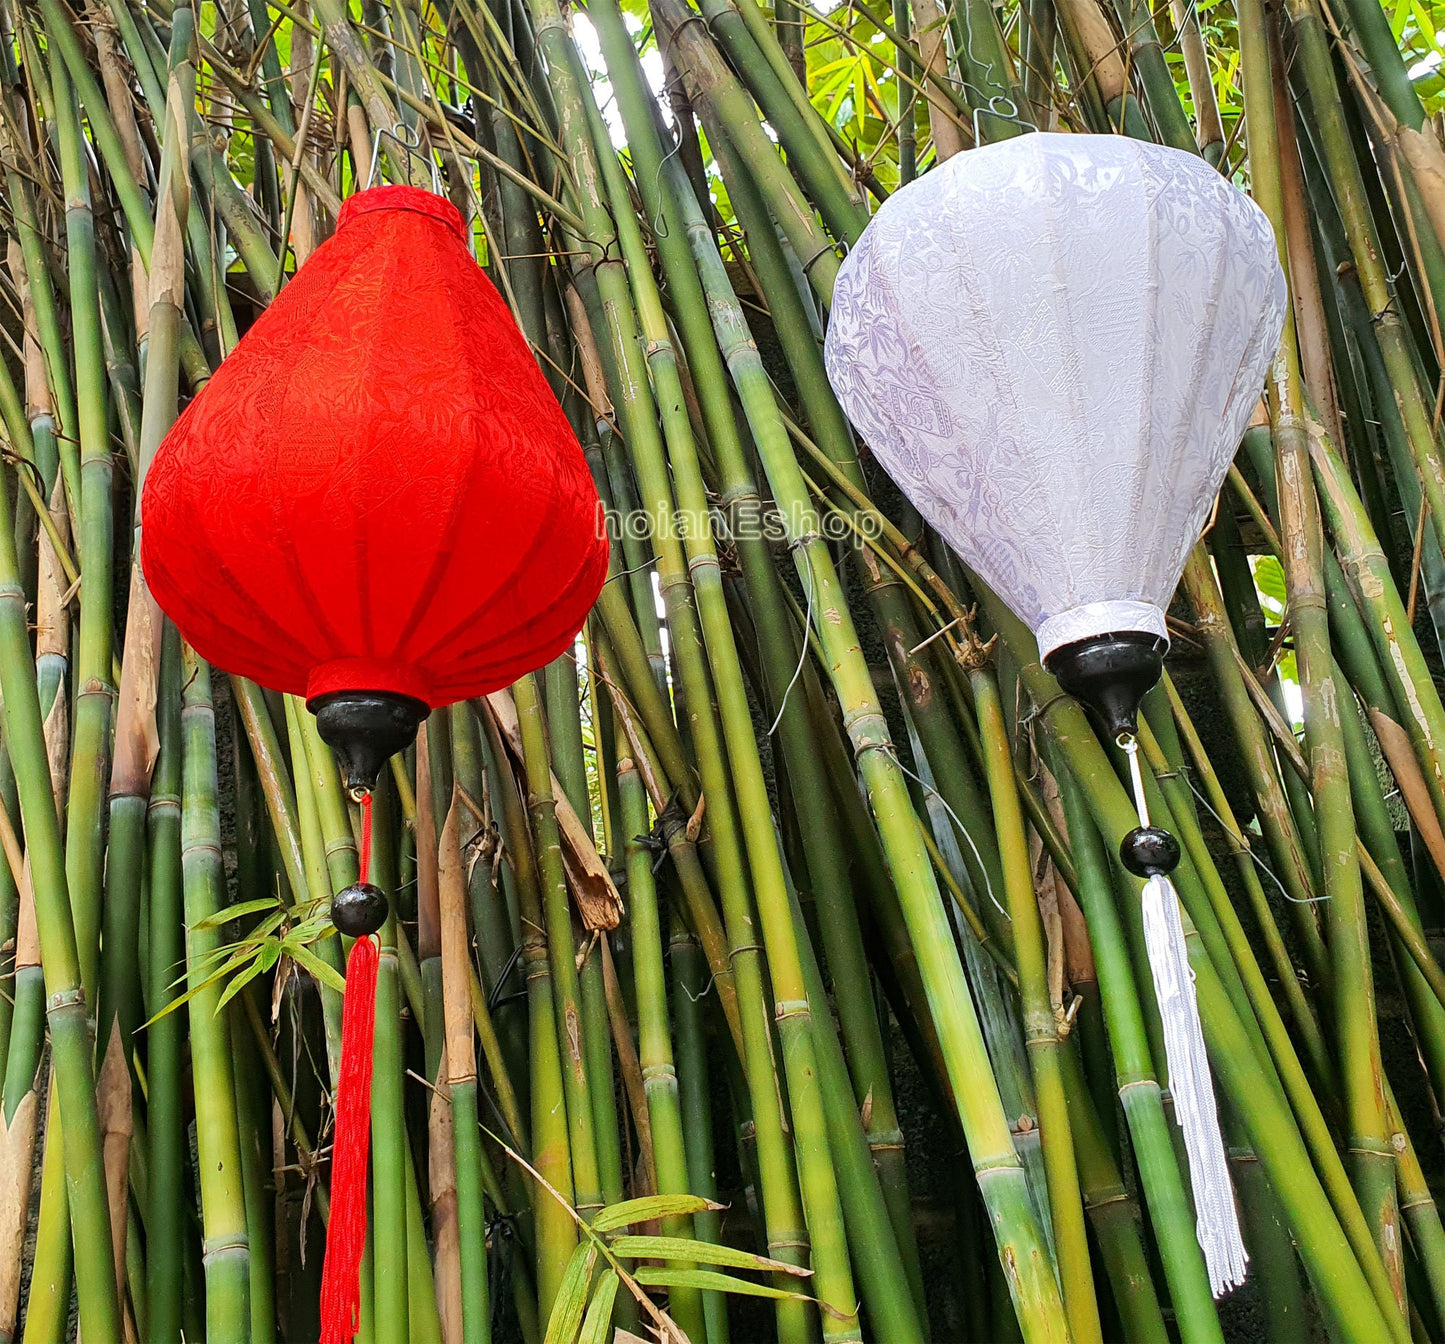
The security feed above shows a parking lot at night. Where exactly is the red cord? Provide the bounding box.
[357,790,373,881]
[318,796,377,1344]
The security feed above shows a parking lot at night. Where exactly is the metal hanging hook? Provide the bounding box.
[367,120,441,194]
[969,93,1036,146]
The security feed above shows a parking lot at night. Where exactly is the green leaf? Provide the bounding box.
[215,958,266,1014]
[1251,555,1288,611]
[543,1242,596,1344]
[141,974,219,1026]
[193,896,281,929]
[632,1267,813,1302]
[577,1269,619,1344]
[609,1236,811,1277]
[287,943,347,995]
[592,1194,722,1232]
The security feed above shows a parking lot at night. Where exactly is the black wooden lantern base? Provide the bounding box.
[308,689,428,796]
[1044,631,1166,744]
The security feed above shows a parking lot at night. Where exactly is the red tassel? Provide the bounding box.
[319,802,379,1344]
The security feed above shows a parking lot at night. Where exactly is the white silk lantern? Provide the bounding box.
[825,131,1287,1297]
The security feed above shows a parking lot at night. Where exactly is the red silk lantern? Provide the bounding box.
[141,185,607,1343]
[143,184,607,739]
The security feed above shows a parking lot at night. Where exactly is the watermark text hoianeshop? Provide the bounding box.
[596,500,883,544]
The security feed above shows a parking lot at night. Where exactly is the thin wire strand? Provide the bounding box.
[768,542,816,736]
[1177,767,1329,905]
[884,745,1009,923]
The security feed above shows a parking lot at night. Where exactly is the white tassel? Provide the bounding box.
[1140,872,1249,1297]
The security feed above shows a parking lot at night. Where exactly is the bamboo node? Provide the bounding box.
[774,997,810,1022]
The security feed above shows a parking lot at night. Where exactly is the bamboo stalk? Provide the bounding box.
[973,666,1102,1344]
[440,792,492,1344]
[180,643,252,1342]
[478,702,578,1315]
[148,620,186,1344]
[585,86,862,1338]
[1241,0,1404,1299]
[619,757,708,1343]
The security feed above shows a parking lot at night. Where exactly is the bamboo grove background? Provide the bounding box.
[3,0,1445,1334]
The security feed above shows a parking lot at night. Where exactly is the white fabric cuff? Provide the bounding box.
[1036,600,1169,662]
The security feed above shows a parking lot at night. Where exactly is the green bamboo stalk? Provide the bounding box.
[1332,675,1445,1104]
[101,10,191,1100]
[669,921,732,1344]
[47,16,113,1014]
[1387,1081,1445,1327]
[951,0,1033,139]
[23,1082,73,1344]
[0,297,119,1344]
[619,757,709,1344]
[356,778,410,1344]
[591,627,744,1059]
[1307,412,1445,842]
[584,88,862,1339]
[287,696,341,917]
[589,581,694,808]
[297,706,363,893]
[999,595,1408,1343]
[690,0,865,245]
[1279,0,1445,575]
[1055,1044,1168,1344]
[663,60,1069,1344]
[1103,0,1196,150]
[234,997,278,1344]
[418,723,445,1086]
[147,621,186,1343]
[1240,0,1403,1295]
[512,674,605,1221]
[478,704,577,1316]
[651,0,840,308]
[1156,675,1331,1085]
[180,643,252,1343]
[973,667,1101,1344]
[1050,739,1224,1344]
[1131,707,1431,1335]
[450,707,524,1081]
[40,0,212,385]
[439,794,492,1344]
[0,142,77,515]
[893,0,918,182]
[521,18,817,1338]
[1333,0,1428,132]
[577,944,624,1205]
[773,846,930,1344]
[1177,550,1329,978]
[543,664,627,1209]
[232,677,345,1070]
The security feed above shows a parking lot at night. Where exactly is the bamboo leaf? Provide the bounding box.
[632,1266,814,1302]
[543,1242,596,1344]
[592,1194,723,1231]
[214,958,267,1014]
[577,1268,619,1344]
[286,942,347,995]
[192,896,281,929]
[609,1235,812,1276]
[142,962,232,1025]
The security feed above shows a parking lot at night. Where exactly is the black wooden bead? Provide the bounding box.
[332,882,388,938]
[1119,826,1181,878]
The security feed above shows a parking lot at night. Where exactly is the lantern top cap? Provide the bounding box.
[337,184,467,244]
